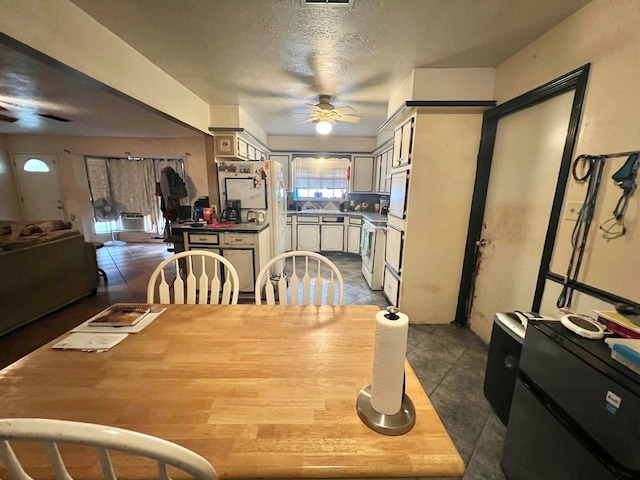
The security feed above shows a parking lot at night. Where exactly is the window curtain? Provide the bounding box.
[86,157,185,235]
[293,157,350,199]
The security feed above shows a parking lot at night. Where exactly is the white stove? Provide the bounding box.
[361,218,387,290]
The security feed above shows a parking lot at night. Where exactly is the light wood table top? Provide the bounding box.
[0,305,464,479]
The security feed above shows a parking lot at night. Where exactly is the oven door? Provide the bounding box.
[361,222,375,272]
[388,170,408,219]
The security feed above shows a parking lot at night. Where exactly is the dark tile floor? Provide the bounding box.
[0,243,506,480]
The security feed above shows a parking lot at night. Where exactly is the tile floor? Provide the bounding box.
[0,242,507,480]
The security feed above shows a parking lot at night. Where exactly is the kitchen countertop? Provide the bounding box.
[287,210,388,223]
[171,221,270,233]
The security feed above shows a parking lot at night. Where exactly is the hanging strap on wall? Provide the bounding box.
[557,155,606,309]
[599,152,639,239]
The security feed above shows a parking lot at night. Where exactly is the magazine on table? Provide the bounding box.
[73,305,166,334]
[87,303,151,327]
[52,332,129,352]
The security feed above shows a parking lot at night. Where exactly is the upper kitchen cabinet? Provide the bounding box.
[374,147,393,194]
[351,156,375,193]
[213,133,267,161]
[269,154,291,191]
[392,118,414,168]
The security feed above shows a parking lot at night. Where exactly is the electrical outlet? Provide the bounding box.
[565,201,583,221]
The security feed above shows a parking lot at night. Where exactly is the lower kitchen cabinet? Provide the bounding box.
[321,224,344,251]
[222,248,254,292]
[182,226,271,294]
[285,224,292,251]
[297,224,320,251]
[383,266,400,307]
[347,225,361,254]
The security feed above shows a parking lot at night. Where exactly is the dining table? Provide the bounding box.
[0,304,465,479]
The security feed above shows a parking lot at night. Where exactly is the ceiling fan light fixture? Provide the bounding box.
[316,120,332,135]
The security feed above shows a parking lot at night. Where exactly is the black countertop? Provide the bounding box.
[171,221,270,234]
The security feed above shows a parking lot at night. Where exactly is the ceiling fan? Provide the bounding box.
[0,105,18,123]
[299,95,361,134]
[0,101,73,124]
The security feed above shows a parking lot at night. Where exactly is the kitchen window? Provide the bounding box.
[292,156,350,200]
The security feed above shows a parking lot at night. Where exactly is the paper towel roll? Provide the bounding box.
[370,309,409,415]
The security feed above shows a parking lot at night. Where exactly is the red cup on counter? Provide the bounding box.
[203,208,213,223]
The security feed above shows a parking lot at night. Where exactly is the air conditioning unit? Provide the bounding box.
[119,212,151,231]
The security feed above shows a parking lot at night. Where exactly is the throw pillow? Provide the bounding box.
[37,221,55,233]
[50,220,72,231]
[21,224,43,236]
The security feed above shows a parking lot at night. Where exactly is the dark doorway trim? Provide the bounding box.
[452,64,591,327]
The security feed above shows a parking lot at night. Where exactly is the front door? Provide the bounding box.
[12,153,64,220]
[468,91,575,337]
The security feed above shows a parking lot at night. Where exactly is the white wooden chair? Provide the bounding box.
[147,251,239,305]
[255,251,344,305]
[0,418,217,480]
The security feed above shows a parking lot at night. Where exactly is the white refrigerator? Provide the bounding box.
[217,160,287,260]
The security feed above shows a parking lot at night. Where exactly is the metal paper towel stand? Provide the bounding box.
[356,384,416,435]
[356,307,416,435]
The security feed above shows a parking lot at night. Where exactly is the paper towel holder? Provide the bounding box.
[356,384,416,435]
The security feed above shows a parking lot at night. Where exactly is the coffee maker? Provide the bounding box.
[221,200,241,223]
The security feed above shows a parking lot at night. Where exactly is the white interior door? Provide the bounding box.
[12,154,64,220]
[468,91,575,337]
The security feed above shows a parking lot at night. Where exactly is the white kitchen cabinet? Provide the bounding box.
[222,249,254,292]
[392,128,402,167]
[373,148,393,194]
[374,154,383,193]
[351,156,375,193]
[321,224,344,251]
[399,118,414,166]
[347,225,361,254]
[183,227,271,295]
[385,226,403,273]
[285,224,292,251]
[297,224,320,251]
[391,118,414,168]
[383,266,400,307]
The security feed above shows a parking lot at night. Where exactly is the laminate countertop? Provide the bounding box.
[171,221,270,234]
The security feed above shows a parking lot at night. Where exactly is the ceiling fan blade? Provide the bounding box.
[298,118,314,124]
[0,113,18,123]
[305,103,322,111]
[332,105,356,115]
[338,115,361,124]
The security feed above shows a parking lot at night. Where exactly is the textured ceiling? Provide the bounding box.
[0,0,592,138]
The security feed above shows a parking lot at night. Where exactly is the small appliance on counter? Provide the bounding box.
[221,200,241,224]
[247,210,266,224]
[380,198,389,216]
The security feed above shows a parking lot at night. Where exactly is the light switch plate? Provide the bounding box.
[565,201,583,221]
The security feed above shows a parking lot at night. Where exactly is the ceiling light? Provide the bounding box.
[316,120,332,135]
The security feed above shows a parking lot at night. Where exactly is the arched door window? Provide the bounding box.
[23,158,50,172]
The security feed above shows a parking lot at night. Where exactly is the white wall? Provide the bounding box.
[0,135,21,220]
[477,0,640,339]
[5,135,209,240]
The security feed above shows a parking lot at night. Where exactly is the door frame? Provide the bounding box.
[453,64,591,327]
